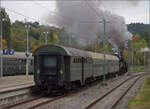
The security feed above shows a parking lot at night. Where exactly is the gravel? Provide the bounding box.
[89,76,140,109]
[2,72,147,109]
[114,74,150,109]
[37,74,131,109]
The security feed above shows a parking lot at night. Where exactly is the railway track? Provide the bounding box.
[2,92,68,109]
[110,75,142,109]
[2,76,105,109]
[84,74,145,109]
[3,96,42,109]
[0,83,34,107]
[2,73,146,109]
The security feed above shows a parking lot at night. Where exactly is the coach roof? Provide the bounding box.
[33,44,92,57]
[2,52,33,59]
[33,45,118,60]
[89,52,118,60]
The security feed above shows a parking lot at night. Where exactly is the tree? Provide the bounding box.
[132,34,141,42]
[139,29,149,46]
[53,33,59,41]
[130,34,147,66]
[13,40,25,52]
[10,20,72,52]
[0,39,8,49]
[132,34,147,51]
[0,8,11,48]
[127,23,149,34]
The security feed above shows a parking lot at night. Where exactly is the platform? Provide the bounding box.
[0,75,34,91]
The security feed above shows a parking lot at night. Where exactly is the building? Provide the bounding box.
[140,47,150,66]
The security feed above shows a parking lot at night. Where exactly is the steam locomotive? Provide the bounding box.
[33,44,127,94]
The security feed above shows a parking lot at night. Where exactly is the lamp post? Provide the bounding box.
[25,25,31,76]
[144,52,146,67]
[0,17,7,79]
[43,31,49,45]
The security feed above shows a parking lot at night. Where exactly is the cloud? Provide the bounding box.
[47,1,133,52]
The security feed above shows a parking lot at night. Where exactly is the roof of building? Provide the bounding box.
[140,47,150,52]
[2,52,33,58]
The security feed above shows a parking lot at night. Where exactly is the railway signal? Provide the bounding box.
[25,51,31,57]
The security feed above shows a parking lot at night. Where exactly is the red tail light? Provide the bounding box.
[60,69,64,74]
[37,69,40,74]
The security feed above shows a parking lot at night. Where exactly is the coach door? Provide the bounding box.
[40,55,60,77]
[64,56,70,82]
[81,57,85,84]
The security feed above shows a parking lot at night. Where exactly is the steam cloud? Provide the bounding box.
[47,1,134,52]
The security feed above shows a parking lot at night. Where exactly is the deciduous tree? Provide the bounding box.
[0,8,11,48]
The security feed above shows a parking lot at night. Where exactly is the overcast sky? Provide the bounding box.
[1,1,149,24]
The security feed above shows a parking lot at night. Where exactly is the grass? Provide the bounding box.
[126,77,150,109]
[129,66,150,72]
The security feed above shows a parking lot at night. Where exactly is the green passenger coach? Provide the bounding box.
[33,44,121,94]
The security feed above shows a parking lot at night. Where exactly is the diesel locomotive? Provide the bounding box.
[33,44,127,94]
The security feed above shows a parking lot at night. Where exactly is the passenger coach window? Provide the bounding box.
[44,56,57,67]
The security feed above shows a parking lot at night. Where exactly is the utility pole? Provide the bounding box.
[133,48,134,72]
[70,34,73,46]
[68,34,72,46]
[144,52,146,67]
[99,19,110,85]
[149,10,150,68]
[45,34,47,45]
[127,40,130,75]
[75,18,110,85]
[0,1,2,79]
[132,47,133,68]
[103,19,107,85]
[25,25,31,76]
[133,49,136,72]
[43,31,49,45]
[0,3,7,79]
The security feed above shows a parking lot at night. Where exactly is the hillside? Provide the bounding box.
[127,23,149,43]
[127,23,149,34]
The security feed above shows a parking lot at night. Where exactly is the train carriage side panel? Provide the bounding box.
[63,55,70,83]
[70,56,82,82]
[115,60,119,72]
[90,52,104,77]
[84,57,93,80]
